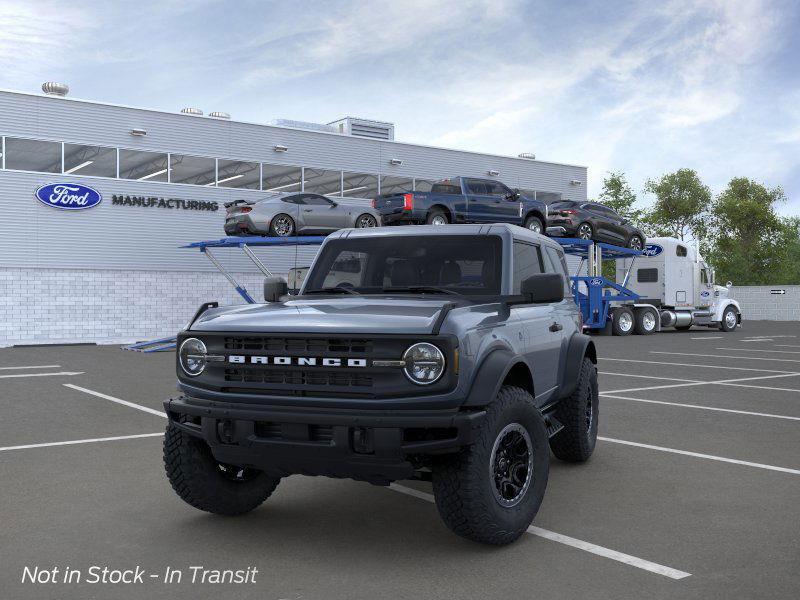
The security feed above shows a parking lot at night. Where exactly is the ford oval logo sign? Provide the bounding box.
[642,244,663,257]
[589,278,603,287]
[700,290,710,297]
[35,183,102,210]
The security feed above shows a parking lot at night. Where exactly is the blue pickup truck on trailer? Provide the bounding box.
[373,177,548,234]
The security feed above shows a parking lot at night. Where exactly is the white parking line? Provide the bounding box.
[599,358,797,374]
[64,384,167,418]
[690,336,723,340]
[716,348,800,354]
[0,371,84,379]
[740,339,774,343]
[0,433,164,453]
[650,351,800,363]
[601,394,800,421]
[388,484,691,580]
[0,365,61,370]
[776,345,800,349]
[601,372,800,394]
[599,437,800,475]
[601,372,701,383]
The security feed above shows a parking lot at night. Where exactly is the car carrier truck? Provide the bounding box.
[610,236,742,334]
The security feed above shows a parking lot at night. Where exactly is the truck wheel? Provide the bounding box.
[163,421,280,515]
[426,209,449,225]
[524,215,544,234]
[269,214,295,237]
[719,306,738,332]
[431,386,549,545]
[611,307,634,336]
[549,357,598,462]
[634,308,657,335]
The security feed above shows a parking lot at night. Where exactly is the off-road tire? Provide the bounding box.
[431,386,549,545]
[633,307,657,335]
[164,421,280,515]
[549,357,598,462]
[524,215,544,234]
[269,213,295,237]
[426,208,449,225]
[611,307,634,336]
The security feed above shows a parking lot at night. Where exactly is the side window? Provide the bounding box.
[637,268,658,283]
[304,195,333,206]
[513,241,543,293]
[676,245,688,257]
[700,268,709,284]
[282,195,303,205]
[545,246,571,295]
[485,181,510,197]
[465,179,488,195]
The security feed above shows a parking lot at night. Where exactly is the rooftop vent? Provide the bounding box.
[269,119,337,134]
[209,111,230,119]
[180,107,203,116]
[42,82,69,97]
[518,152,536,160]
[328,117,394,141]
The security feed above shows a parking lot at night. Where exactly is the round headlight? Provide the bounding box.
[403,342,445,385]
[179,338,207,377]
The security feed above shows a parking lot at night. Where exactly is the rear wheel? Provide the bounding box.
[355,213,378,228]
[550,357,598,462]
[164,421,280,515]
[611,307,634,336]
[576,222,593,240]
[432,386,549,545]
[634,308,657,335]
[426,209,449,226]
[524,215,544,234]
[719,306,738,332]
[269,213,295,237]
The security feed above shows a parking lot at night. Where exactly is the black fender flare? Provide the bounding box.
[463,348,525,407]
[559,333,596,399]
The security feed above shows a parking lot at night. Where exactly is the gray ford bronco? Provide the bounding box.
[163,224,598,545]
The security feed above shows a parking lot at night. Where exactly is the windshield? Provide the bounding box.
[304,235,502,296]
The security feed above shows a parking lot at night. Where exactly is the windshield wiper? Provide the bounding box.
[304,287,360,295]
[381,286,461,296]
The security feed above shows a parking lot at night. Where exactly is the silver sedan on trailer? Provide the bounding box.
[224,192,382,237]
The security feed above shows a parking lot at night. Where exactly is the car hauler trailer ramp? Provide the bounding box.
[124,235,325,352]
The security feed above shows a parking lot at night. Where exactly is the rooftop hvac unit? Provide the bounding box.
[209,111,230,119]
[269,119,337,134]
[42,82,69,96]
[328,117,395,141]
[518,152,536,160]
[180,107,203,116]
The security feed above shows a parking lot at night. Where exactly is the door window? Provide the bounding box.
[303,194,334,206]
[513,242,543,293]
[544,246,572,295]
[465,179,489,195]
[484,181,511,197]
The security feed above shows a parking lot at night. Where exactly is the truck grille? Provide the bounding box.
[223,336,373,355]
[224,367,373,388]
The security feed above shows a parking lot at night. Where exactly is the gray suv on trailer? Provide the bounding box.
[163,224,598,545]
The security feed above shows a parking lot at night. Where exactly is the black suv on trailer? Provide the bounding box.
[163,224,598,545]
[547,200,646,249]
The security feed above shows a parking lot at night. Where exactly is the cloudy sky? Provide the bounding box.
[1,0,798,214]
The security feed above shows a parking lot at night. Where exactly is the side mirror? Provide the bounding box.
[264,276,288,302]
[726,281,732,288]
[521,273,565,303]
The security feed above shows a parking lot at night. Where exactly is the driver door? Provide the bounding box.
[299,194,348,233]
[697,263,714,307]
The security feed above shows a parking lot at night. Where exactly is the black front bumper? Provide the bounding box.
[164,395,485,484]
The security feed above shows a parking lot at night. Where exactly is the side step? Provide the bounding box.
[545,415,564,438]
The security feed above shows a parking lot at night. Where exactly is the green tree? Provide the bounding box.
[598,171,643,226]
[642,169,711,241]
[705,177,790,285]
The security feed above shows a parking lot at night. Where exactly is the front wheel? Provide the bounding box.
[524,215,544,234]
[164,421,280,515]
[355,213,378,228]
[627,235,644,251]
[719,306,738,332]
[432,386,549,545]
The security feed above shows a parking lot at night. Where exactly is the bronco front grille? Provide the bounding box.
[223,336,373,355]
[224,367,373,388]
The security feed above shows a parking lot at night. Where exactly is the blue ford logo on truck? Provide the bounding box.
[641,244,663,257]
[35,183,102,210]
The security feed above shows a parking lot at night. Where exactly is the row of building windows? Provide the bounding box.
[0,136,561,202]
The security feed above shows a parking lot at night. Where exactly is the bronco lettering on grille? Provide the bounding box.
[228,355,368,367]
